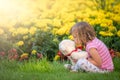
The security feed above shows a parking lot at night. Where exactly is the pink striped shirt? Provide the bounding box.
[86,37,114,71]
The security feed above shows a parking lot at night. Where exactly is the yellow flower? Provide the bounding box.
[100,19,113,26]
[20,53,29,58]
[31,50,37,55]
[117,30,120,37]
[108,26,117,32]
[56,27,66,35]
[100,23,108,27]
[68,35,73,40]
[23,35,28,40]
[53,19,61,27]
[29,27,37,35]
[17,27,28,35]
[99,31,114,37]
[16,41,24,46]
[54,55,60,61]
[113,3,120,13]
[12,31,18,37]
[112,15,120,23]
[52,28,58,34]
[20,53,29,61]
[107,32,114,36]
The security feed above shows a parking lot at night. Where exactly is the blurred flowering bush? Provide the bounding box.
[0,0,120,61]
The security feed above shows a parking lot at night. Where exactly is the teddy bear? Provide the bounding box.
[59,39,88,70]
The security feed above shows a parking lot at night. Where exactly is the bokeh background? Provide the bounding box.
[0,0,120,61]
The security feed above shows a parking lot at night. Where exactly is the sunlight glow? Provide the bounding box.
[0,0,34,26]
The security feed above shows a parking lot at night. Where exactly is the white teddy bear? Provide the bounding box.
[59,39,88,70]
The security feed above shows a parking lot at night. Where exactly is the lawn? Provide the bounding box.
[0,58,120,80]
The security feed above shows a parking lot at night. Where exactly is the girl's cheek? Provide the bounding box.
[76,40,82,46]
[75,39,79,44]
[74,39,78,44]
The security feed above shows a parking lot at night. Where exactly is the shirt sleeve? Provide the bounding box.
[86,42,98,53]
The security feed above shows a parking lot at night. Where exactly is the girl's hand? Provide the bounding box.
[87,57,93,61]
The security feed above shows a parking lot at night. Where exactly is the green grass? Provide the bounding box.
[0,58,120,80]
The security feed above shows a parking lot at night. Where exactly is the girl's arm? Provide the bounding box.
[87,48,102,67]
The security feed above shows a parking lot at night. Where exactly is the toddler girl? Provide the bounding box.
[70,21,114,73]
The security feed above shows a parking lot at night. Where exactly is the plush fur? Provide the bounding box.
[59,39,88,65]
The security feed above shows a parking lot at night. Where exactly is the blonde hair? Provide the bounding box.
[70,21,96,45]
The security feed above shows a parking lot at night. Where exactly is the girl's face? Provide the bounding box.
[72,32,82,46]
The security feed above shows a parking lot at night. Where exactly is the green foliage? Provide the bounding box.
[19,58,53,72]
[95,0,120,11]
[0,35,12,52]
[32,29,58,61]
